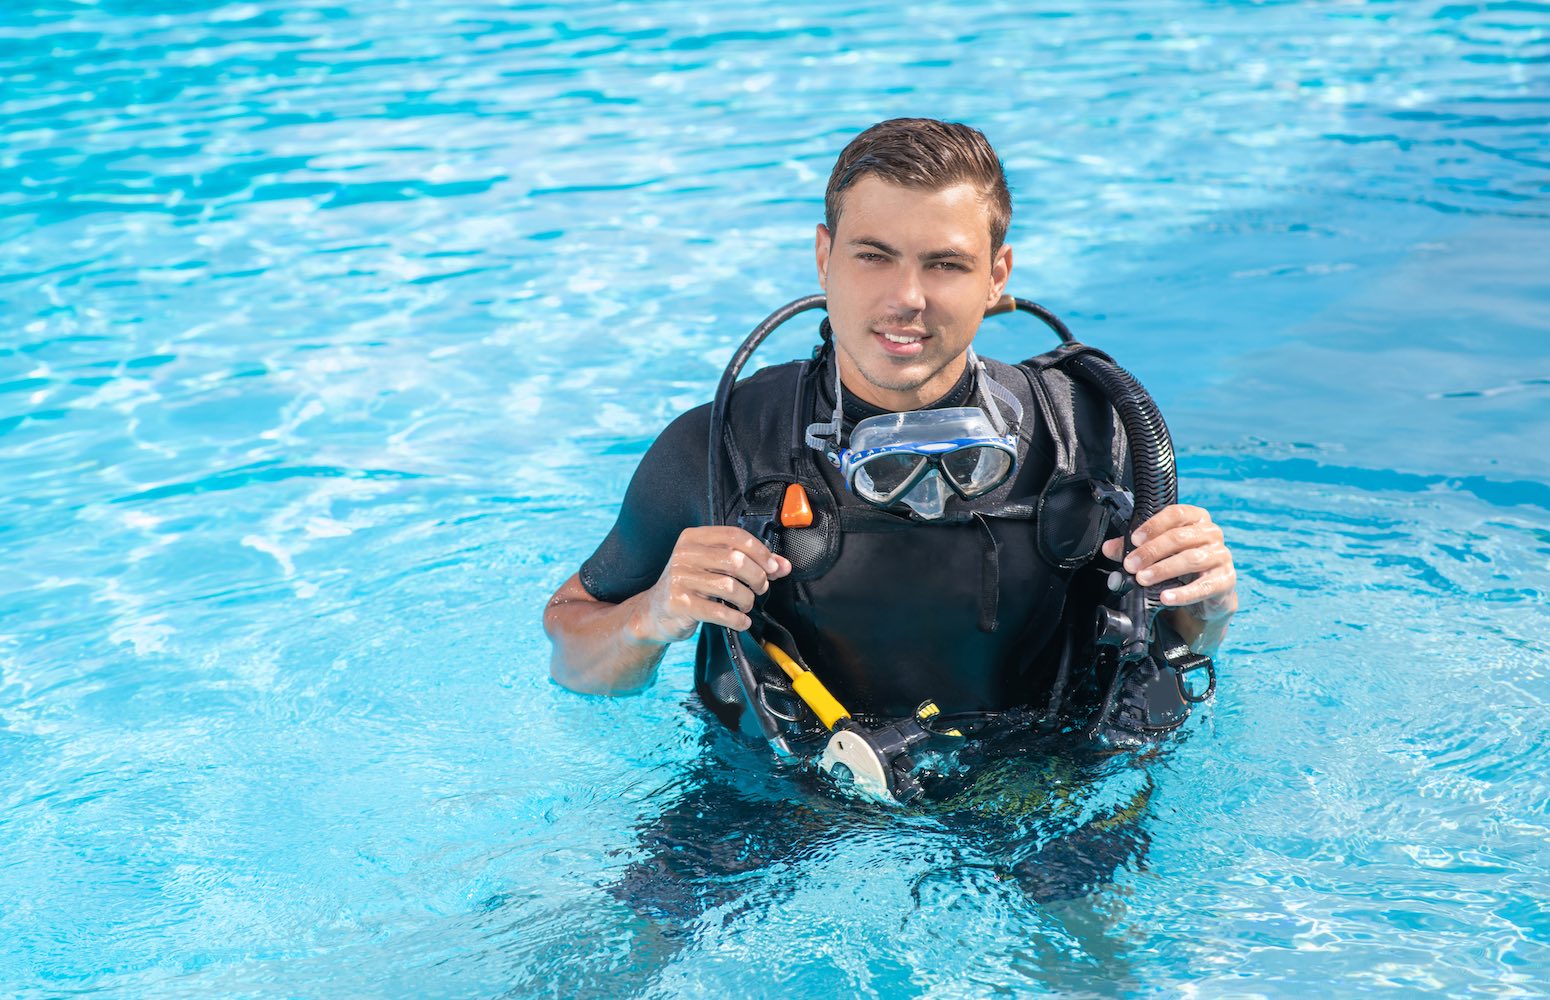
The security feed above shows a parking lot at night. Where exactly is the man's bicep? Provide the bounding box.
[550,572,599,606]
[577,403,712,603]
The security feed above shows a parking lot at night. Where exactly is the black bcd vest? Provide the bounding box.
[696,345,1129,747]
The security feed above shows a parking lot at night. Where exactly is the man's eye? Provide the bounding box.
[932,261,967,271]
[856,252,886,262]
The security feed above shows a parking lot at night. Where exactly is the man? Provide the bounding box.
[545,119,1237,749]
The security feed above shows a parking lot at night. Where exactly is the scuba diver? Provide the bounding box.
[544,118,1238,804]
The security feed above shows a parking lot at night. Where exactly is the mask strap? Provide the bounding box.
[803,351,845,455]
[967,348,1023,436]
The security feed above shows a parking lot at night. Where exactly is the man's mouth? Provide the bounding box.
[874,327,928,356]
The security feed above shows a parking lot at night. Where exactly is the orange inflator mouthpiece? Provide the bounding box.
[780,483,813,528]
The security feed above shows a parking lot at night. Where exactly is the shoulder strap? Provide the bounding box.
[1015,344,1126,483]
[718,361,813,498]
[1015,343,1129,571]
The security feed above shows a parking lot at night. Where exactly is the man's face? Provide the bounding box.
[816,174,1012,411]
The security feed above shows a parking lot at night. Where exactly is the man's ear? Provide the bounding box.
[987,243,1013,307]
[815,223,832,291]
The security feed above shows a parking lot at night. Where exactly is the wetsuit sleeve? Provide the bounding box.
[578,402,712,604]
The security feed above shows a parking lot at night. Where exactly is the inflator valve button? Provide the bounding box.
[780,483,814,528]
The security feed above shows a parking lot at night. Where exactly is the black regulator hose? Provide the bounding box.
[991,295,1076,344]
[707,294,826,745]
[707,294,826,522]
[1062,353,1178,534]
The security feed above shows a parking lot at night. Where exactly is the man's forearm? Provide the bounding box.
[545,533,789,696]
[545,591,671,695]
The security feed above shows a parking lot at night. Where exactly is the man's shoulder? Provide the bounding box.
[978,353,1032,377]
[652,359,808,451]
[733,358,809,394]
[724,359,810,422]
[653,399,712,457]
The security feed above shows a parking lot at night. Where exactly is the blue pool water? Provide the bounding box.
[3,1,1548,995]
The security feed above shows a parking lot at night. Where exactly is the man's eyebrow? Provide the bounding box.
[847,238,978,263]
[848,237,900,255]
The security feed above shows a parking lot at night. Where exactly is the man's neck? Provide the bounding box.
[836,352,970,412]
[826,355,977,426]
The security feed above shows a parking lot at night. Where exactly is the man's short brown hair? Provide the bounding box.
[824,118,1013,252]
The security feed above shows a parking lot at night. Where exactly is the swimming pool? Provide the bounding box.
[3,0,1547,994]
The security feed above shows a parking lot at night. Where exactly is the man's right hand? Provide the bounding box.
[631,527,793,644]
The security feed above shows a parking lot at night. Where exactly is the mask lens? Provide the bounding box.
[941,446,1013,497]
[854,452,926,502]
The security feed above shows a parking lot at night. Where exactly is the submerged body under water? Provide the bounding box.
[612,723,1153,910]
[2,0,1548,995]
[587,714,1166,996]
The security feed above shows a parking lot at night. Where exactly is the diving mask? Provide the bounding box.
[806,349,1024,519]
[843,408,1018,517]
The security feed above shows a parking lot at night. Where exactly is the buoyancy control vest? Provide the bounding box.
[696,295,1215,775]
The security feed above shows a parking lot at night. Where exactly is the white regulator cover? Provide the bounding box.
[818,726,893,801]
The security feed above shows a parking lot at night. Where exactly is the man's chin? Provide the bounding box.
[859,359,931,392]
[837,342,961,403]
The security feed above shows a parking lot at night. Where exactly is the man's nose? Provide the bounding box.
[886,264,926,314]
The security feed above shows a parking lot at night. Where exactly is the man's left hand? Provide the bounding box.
[1100,504,1238,639]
